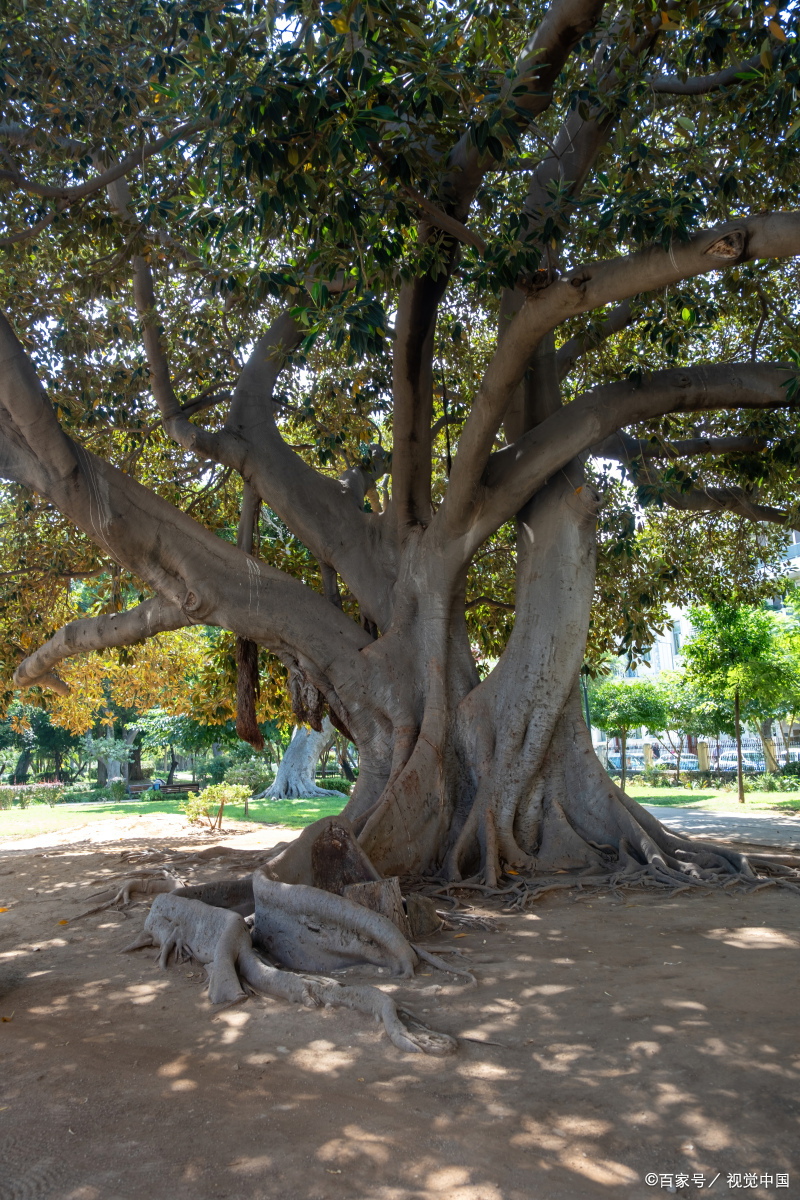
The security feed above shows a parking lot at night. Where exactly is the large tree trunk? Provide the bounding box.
[329,470,751,891]
[262,717,347,800]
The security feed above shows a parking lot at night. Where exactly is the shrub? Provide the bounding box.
[181,783,250,830]
[0,783,65,808]
[108,780,128,803]
[33,783,66,807]
[205,756,231,785]
[745,772,800,793]
[224,762,271,794]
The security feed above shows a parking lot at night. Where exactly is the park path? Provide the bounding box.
[643,804,800,851]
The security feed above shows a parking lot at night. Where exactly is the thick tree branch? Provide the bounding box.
[593,430,765,461]
[663,484,800,529]
[442,0,606,220]
[646,53,766,95]
[391,0,605,533]
[0,311,77,482]
[440,211,800,537]
[226,320,399,629]
[13,598,189,694]
[1,313,374,700]
[556,300,634,379]
[471,361,799,549]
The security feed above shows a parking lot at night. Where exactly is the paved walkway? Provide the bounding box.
[643,804,800,850]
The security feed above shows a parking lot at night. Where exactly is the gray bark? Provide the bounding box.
[261,717,347,800]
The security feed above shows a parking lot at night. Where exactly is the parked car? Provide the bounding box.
[607,754,646,773]
[653,750,699,771]
[717,751,764,772]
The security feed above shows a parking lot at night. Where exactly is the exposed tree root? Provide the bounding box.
[124,893,456,1055]
[76,870,187,918]
[411,944,477,985]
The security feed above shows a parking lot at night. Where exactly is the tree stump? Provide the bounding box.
[343,877,411,939]
[404,894,442,939]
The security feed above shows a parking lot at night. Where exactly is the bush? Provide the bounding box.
[224,762,271,795]
[0,782,66,808]
[632,765,672,787]
[745,772,800,793]
[108,780,128,803]
[181,782,250,830]
[205,756,231,785]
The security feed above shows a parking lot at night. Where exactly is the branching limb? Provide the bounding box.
[391,0,605,532]
[0,120,209,202]
[556,300,634,379]
[439,212,800,539]
[646,52,770,95]
[102,172,398,626]
[472,361,799,549]
[13,597,189,693]
[662,484,800,530]
[593,429,765,460]
[442,0,606,219]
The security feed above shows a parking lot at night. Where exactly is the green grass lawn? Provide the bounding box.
[5,782,798,845]
[0,792,349,841]
[626,783,800,814]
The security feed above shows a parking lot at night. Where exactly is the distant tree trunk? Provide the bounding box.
[12,748,32,784]
[166,744,177,786]
[54,749,62,781]
[107,726,121,780]
[735,690,745,805]
[339,742,356,781]
[620,728,628,793]
[262,717,346,799]
[129,733,144,782]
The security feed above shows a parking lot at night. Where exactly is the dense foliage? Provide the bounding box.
[2,0,800,720]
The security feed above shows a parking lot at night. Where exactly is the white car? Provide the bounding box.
[717,751,763,772]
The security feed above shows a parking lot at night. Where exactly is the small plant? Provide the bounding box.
[108,780,128,803]
[181,783,250,831]
[0,787,14,811]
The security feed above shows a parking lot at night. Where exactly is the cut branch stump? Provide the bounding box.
[343,877,411,939]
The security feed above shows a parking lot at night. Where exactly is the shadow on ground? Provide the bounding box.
[0,834,797,1199]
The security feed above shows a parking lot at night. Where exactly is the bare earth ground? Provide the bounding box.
[0,815,798,1200]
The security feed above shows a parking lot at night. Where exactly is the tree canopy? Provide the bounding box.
[3,0,800,718]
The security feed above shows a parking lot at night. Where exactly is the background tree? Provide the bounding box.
[682,604,797,802]
[651,672,710,775]
[589,677,665,791]
[261,716,348,800]
[5,0,800,889]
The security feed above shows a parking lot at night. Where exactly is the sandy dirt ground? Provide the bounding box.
[0,820,798,1200]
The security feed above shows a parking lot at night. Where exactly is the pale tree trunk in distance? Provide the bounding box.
[735,691,745,805]
[262,717,347,800]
